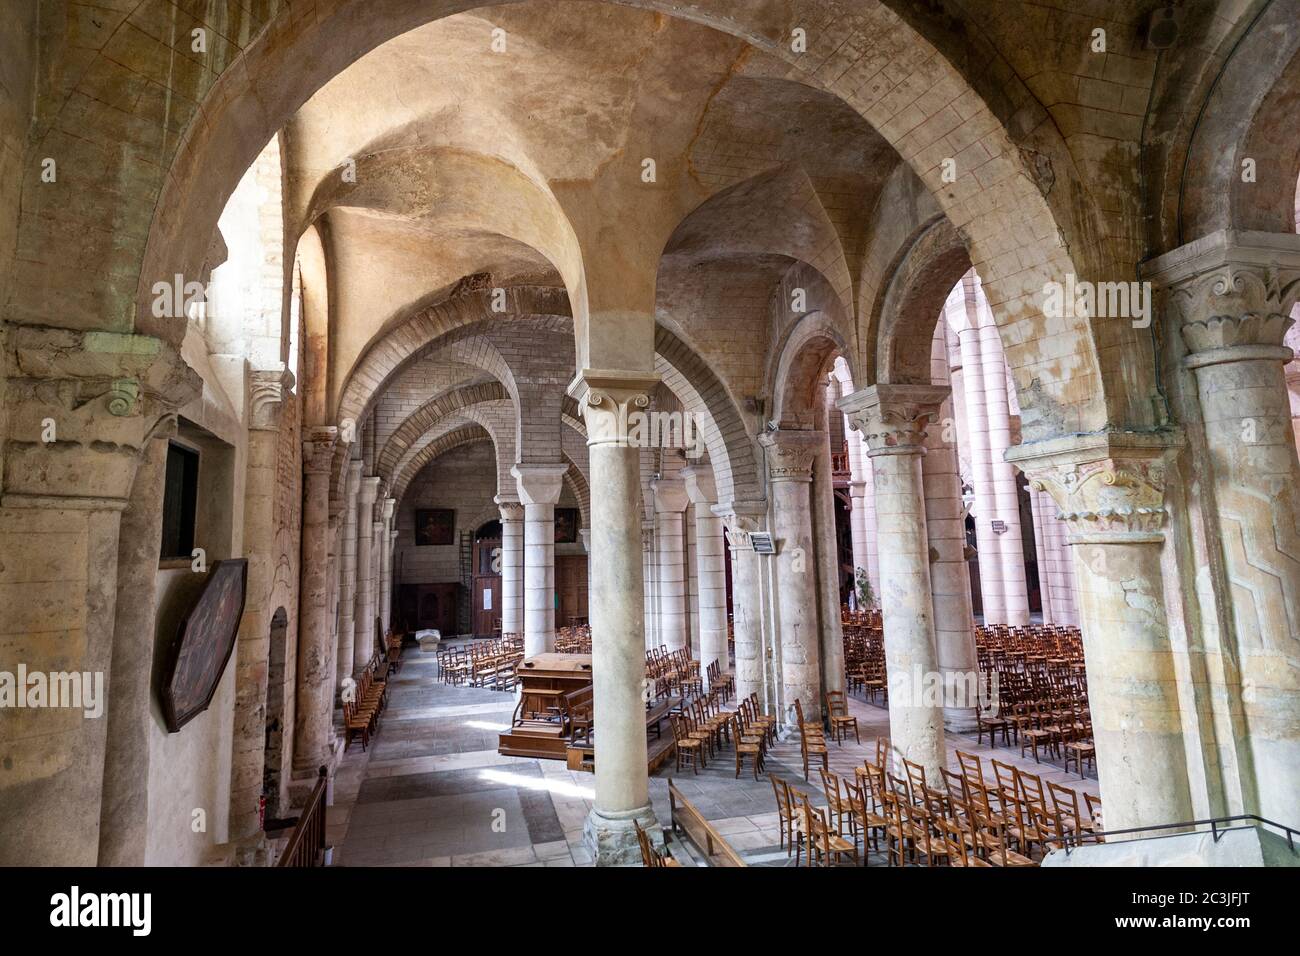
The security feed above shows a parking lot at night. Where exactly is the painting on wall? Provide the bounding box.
[415,508,456,546]
[554,507,579,544]
[159,559,248,733]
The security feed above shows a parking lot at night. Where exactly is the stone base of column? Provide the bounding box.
[943,706,980,734]
[583,804,661,866]
[287,739,342,808]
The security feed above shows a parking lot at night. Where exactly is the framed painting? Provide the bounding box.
[415,508,455,546]
[554,507,579,544]
[159,559,248,732]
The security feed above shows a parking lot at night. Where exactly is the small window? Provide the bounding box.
[160,442,200,561]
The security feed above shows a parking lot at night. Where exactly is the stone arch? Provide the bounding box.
[335,286,569,427]
[872,217,973,386]
[769,311,856,430]
[376,381,509,483]
[393,424,494,502]
[71,0,1110,441]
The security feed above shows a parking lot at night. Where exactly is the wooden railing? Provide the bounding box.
[276,766,328,867]
[668,779,748,867]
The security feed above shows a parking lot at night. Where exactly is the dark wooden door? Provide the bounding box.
[555,554,588,627]
[472,537,501,637]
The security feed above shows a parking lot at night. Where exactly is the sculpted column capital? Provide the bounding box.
[495,495,525,522]
[1143,229,1300,368]
[303,427,339,474]
[712,500,767,552]
[357,476,381,505]
[837,384,950,457]
[758,429,822,482]
[579,368,661,447]
[249,367,295,431]
[1005,429,1183,543]
[512,462,568,506]
[680,466,717,507]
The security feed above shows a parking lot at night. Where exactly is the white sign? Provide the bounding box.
[483,588,493,610]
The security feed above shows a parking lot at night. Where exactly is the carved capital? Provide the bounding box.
[3,326,202,503]
[712,500,766,551]
[495,495,524,522]
[249,367,295,431]
[1005,430,1182,542]
[513,462,568,506]
[357,476,381,505]
[303,427,339,474]
[759,429,822,482]
[579,368,660,447]
[1143,229,1300,368]
[382,497,396,521]
[837,384,949,457]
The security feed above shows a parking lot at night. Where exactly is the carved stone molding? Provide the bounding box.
[837,384,950,457]
[1005,430,1183,542]
[579,368,660,447]
[3,326,203,503]
[303,427,339,474]
[1142,229,1300,367]
[249,368,295,431]
[758,429,822,482]
[712,500,767,552]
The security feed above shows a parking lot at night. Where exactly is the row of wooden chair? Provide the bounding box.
[342,653,390,753]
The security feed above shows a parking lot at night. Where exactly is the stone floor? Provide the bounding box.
[326,645,1100,867]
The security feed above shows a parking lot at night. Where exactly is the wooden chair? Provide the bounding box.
[801,796,859,867]
[730,713,764,780]
[819,768,854,841]
[1084,791,1104,838]
[670,716,705,774]
[770,774,799,856]
[633,819,681,867]
[342,700,372,752]
[826,690,859,745]
[844,774,887,856]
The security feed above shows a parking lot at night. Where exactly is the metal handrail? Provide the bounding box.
[1059,813,1298,854]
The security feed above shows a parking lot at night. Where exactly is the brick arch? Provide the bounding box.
[562,460,591,531]
[393,424,493,503]
[769,312,855,430]
[654,324,762,505]
[51,0,1110,441]
[376,381,509,484]
[388,399,516,500]
[335,287,570,427]
[872,216,972,386]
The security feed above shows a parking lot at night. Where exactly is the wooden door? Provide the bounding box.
[472,537,502,637]
[555,554,589,627]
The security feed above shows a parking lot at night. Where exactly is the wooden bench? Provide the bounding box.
[667,779,748,867]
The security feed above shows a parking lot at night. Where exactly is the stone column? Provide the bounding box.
[812,385,846,699]
[228,368,293,845]
[715,503,768,706]
[1147,231,1300,829]
[98,434,170,866]
[841,385,948,779]
[952,287,1004,623]
[759,429,824,729]
[976,288,1030,624]
[496,496,525,638]
[1009,431,1193,832]
[650,477,689,652]
[836,366,873,600]
[370,517,384,639]
[580,371,659,865]
[293,427,340,779]
[512,463,568,657]
[683,468,729,683]
[379,497,395,631]
[0,329,199,866]
[923,337,979,731]
[1028,486,1055,622]
[336,460,361,686]
[352,477,380,671]
[642,520,657,650]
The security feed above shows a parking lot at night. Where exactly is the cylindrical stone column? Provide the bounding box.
[813,385,846,699]
[1176,286,1300,829]
[512,463,568,657]
[759,429,824,730]
[294,427,339,777]
[98,435,170,865]
[976,287,1030,625]
[716,503,767,705]
[496,496,525,638]
[1010,432,1193,832]
[683,468,729,683]
[841,385,948,780]
[651,477,689,652]
[580,372,658,865]
[379,498,395,632]
[336,459,361,686]
[352,476,379,671]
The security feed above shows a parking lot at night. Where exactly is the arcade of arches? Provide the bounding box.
[1,0,1299,867]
